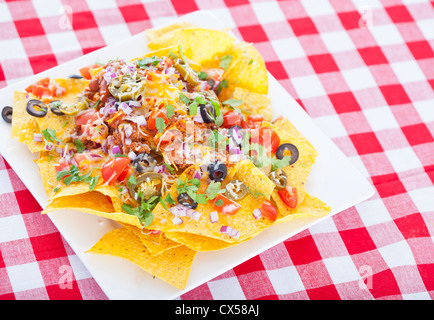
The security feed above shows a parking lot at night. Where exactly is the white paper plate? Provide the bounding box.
[0,10,374,300]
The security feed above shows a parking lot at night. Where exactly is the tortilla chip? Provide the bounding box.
[230,87,272,122]
[149,161,275,243]
[164,231,247,252]
[275,194,331,223]
[219,41,268,100]
[34,78,89,142]
[266,119,318,214]
[87,227,196,290]
[121,223,182,256]
[42,191,143,228]
[147,28,235,67]
[11,91,45,153]
[145,22,198,42]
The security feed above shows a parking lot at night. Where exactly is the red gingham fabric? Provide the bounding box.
[1,0,434,300]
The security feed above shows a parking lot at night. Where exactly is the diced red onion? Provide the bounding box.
[190,210,201,221]
[220,226,240,239]
[171,216,183,225]
[153,165,166,173]
[128,151,136,160]
[34,133,43,142]
[210,211,219,223]
[118,102,132,115]
[253,208,262,220]
[56,146,64,154]
[103,72,116,84]
[124,124,133,138]
[128,101,141,108]
[165,67,175,75]
[193,170,201,180]
[231,126,243,145]
[193,114,204,123]
[125,138,132,145]
[170,204,188,217]
[136,115,147,126]
[112,145,121,154]
[44,143,54,151]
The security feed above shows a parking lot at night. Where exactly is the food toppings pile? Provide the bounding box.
[5,24,330,290]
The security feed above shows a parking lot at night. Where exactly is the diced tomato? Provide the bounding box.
[117,166,133,182]
[212,194,242,215]
[76,109,100,126]
[147,108,169,130]
[36,77,50,87]
[222,110,241,128]
[101,157,131,185]
[277,186,297,208]
[260,200,277,222]
[247,114,264,129]
[54,162,70,173]
[79,64,101,80]
[49,83,66,97]
[154,130,175,145]
[164,57,174,68]
[250,126,281,153]
[74,153,91,170]
[25,84,52,98]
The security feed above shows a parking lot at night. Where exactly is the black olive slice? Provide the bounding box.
[199,103,216,124]
[68,74,84,79]
[275,143,299,165]
[133,153,157,173]
[2,106,12,123]
[208,161,227,182]
[26,99,48,118]
[268,169,288,190]
[177,192,198,209]
[49,100,65,116]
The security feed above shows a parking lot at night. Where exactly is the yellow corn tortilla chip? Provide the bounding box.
[145,22,198,42]
[266,119,318,214]
[147,28,235,67]
[231,86,272,122]
[164,231,249,252]
[121,223,182,256]
[149,161,275,243]
[42,191,142,228]
[34,78,89,142]
[87,227,196,290]
[219,41,268,100]
[275,194,331,223]
[11,91,45,153]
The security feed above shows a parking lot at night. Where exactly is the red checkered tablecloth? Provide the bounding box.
[1,0,434,300]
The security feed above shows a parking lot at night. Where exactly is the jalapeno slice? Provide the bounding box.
[177,192,198,210]
[2,106,12,123]
[268,169,287,190]
[53,97,89,116]
[108,74,145,102]
[173,61,200,87]
[275,143,299,165]
[224,180,248,201]
[129,172,163,202]
[26,99,48,118]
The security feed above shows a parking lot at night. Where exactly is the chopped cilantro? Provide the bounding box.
[122,196,158,227]
[219,55,232,71]
[137,55,161,68]
[197,71,208,80]
[222,98,243,108]
[74,139,85,153]
[42,128,61,143]
[179,92,190,105]
[166,104,175,118]
[155,117,167,133]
